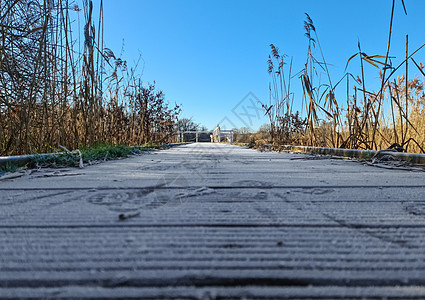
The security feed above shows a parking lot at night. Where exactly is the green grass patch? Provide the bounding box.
[0,161,20,174]
[80,144,145,160]
[33,143,164,168]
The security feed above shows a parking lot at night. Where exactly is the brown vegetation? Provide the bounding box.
[264,0,425,153]
[0,0,180,156]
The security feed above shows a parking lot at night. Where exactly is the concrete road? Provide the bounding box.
[1,143,425,299]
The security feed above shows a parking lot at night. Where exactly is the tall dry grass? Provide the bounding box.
[266,0,425,153]
[0,0,180,156]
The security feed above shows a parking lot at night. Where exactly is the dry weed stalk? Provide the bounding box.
[265,1,425,153]
[0,0,181,155]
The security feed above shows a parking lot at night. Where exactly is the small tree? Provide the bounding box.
[176,118,200,132]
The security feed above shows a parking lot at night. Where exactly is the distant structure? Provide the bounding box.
[177,124,233,143]
[176,130,210,143]
[211,124,233,143]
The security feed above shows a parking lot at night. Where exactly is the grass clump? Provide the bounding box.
[0,162,20,174]
[34,143,159,168]
[34,152,81,168]
[80,144,145,161]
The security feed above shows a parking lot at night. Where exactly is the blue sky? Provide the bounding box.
[83,0,425,131]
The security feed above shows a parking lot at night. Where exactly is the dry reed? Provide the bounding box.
[266,0,425,154]
[0,0,181,156]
